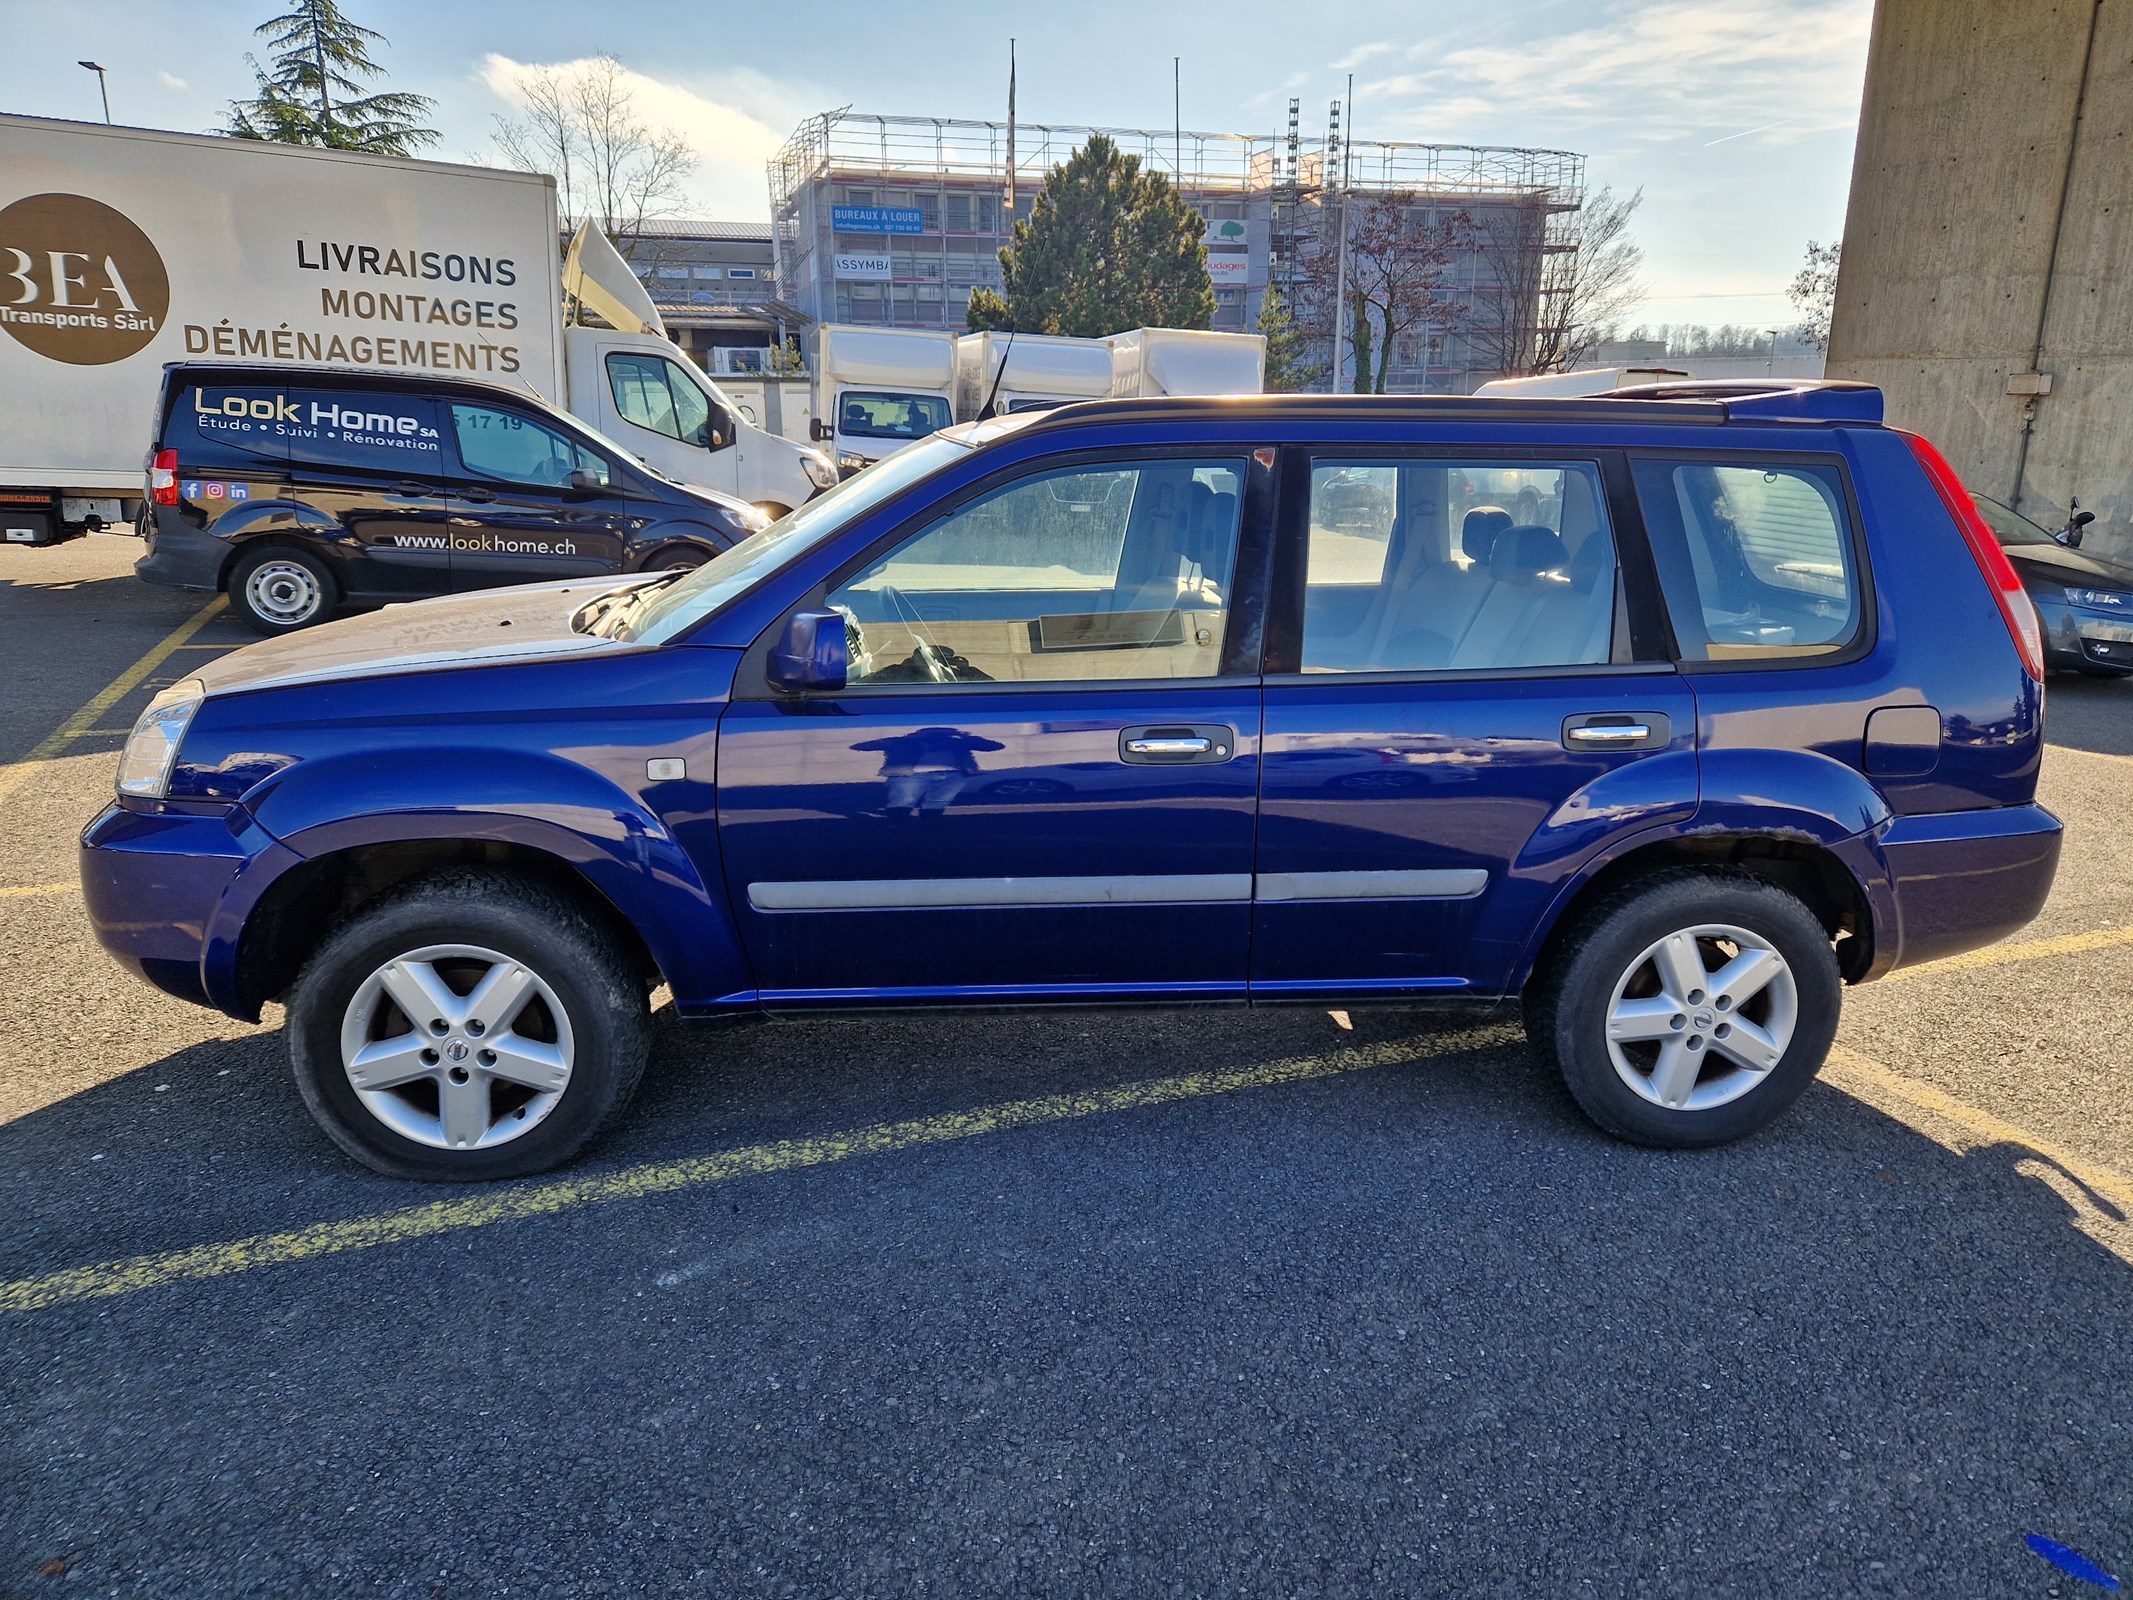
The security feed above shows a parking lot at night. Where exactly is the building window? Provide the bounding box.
[693,266,723,280]
[843,187,874,207]
[728,267,757,280]
[945,193,972,230]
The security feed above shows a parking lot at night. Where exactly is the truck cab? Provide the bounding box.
[564,327,835,517]
[811,326,957,474]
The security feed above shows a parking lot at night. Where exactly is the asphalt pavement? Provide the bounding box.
[3,534,2131,1599]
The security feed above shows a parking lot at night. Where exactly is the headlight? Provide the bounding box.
[800,451,839,491]
[116,679,205,798]
[836,452,870,478]
[2068,586,2129,611]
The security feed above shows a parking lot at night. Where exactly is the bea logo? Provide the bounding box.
[0,192,171,366]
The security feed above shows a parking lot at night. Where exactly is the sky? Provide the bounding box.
[0,0,1874,330]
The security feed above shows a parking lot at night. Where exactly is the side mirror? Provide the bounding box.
[767,609,848,693]
[810,417,831,443]
[566,467,606,496]
[2065,508,2095,548]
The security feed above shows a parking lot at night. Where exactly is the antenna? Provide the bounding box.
[979,328,1018,419]
[1004,40,1018,218]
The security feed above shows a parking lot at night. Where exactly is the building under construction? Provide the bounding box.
[769,105,1583,392]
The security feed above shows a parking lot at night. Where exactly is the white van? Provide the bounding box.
[811,326,958,473]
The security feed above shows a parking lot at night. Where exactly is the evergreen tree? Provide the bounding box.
[1255,285,1324,392]
[968,135,1214,336]
[226,1,436,156]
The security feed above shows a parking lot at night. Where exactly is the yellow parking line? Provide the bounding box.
[0,882,76,899]
[0,1025,1511,1314]
[1880,924,2133,985]
[0,595,225,807]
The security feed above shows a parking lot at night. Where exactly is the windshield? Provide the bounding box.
[625,435,971,644]
[838,391,953,442]
[1970,490,2058,547]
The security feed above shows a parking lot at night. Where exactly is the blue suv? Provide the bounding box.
[81,383,2062,1179]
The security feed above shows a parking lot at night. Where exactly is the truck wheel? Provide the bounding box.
[231,545,337,634]
[1526,870,1840,1148]
[287,871,650,1181]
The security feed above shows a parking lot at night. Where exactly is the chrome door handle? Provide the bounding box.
[1567,724,1650,744]
[1125,736,1211,756]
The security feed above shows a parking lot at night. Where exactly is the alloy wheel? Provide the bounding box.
[1602,922,1798,1112]
[337,944,576,1150]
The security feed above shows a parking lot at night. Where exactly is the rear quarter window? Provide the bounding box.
[167,384,295,469]
[1632,457,1863,663]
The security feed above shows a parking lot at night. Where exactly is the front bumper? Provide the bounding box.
[1874,802,2063,975]
[80,802,299,1017]
[135,508,228,593]
[2035,592,2133,673]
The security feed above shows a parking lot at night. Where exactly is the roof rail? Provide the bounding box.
[1598,378,1884,424]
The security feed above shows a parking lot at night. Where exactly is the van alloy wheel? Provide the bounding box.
[1603,922,1798,1112]
[337,943,576,1150]
[243,557,325,625]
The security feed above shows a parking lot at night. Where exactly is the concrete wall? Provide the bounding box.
[1828,0,2133,559]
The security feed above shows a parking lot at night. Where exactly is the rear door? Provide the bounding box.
[442,399,635,588]
[1250,446,1698,1002]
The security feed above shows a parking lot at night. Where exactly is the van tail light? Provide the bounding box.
[149,448,180,507]
[1902,431,2045,682]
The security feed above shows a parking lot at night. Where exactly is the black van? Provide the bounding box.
[139,364,763,633]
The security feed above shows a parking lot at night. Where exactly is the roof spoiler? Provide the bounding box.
[1598,378,1884,424]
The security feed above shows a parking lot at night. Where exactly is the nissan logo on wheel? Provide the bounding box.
[0,191,170,365]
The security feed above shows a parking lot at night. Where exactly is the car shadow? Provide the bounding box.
[2045,672,2133,758]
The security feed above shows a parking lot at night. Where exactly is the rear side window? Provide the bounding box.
[169,384,294,468]
[282,390,444,474]
[1300,458,1620,674]
[449,403,611,488]
[1633,459,1861,662]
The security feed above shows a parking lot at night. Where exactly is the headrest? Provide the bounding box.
[1490,524,1569,580]
[1462,506,1513,563]
[1571,531,1613,589]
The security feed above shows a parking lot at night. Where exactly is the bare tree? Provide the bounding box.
[490,56,695,242]
[1297,192,1470,393]
[1470,185,1645,376]
[1787,238,1841,352]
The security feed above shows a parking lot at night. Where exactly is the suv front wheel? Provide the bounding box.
[1528,870,1841,1147]
[287,871,650,1180]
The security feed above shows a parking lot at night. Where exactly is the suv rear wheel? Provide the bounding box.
[231,544,337,634]
[287,871,650,1180]
[1527,870,1840,1147]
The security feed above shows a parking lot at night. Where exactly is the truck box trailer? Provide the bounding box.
[1106,328,1266,398]
[0,113,831,544]
[953,331,1115,418]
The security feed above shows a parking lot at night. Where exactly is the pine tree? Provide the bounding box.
[226,1,436,156]
[970,134,1214,336]
[1256,285,1323,392]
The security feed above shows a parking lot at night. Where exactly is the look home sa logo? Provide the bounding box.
[0,191,171,365]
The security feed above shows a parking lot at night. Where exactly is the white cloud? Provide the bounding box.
[156,70,188,92]
[479,54,822,221]
[1332,41,1399,71]
[1357,0,1872,150]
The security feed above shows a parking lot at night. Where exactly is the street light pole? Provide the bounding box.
[78,61,111,124]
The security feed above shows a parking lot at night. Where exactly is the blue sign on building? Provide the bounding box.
[832,205,925,235]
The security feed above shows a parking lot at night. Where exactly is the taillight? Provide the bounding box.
[1902,431,2045,682]
[149,448,179,507]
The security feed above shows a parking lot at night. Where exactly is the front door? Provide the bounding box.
[715,451,1266,1004]
[1251,450,1698,1002]
[442,400,635,588]
[600,346,743,498]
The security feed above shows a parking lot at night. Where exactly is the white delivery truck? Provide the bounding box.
[0,113,834,544]
[811,325,958,473]
[1471,367,1691,398]
[1106,328,1266,397]
[953,330,1116,418]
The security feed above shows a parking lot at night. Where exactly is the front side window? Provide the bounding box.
[450,404,610,489]
[1300,459,1619,673]
[606,352,716,449]
[838,391,953,442]
[1633,459,1860,662]
[826,458,1246,685]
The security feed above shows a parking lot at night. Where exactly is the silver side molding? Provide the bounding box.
[748,869,1488,912]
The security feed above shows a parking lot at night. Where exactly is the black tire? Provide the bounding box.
[287,870,650,1181]
[647,545,709,573]
[230,543,338,634]
[1525,869,1841,1148]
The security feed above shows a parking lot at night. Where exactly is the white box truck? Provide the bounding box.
[954,331,1116,418]
[1106,328,1266,398]
[810,325,958,473]
[0,113,834,545]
